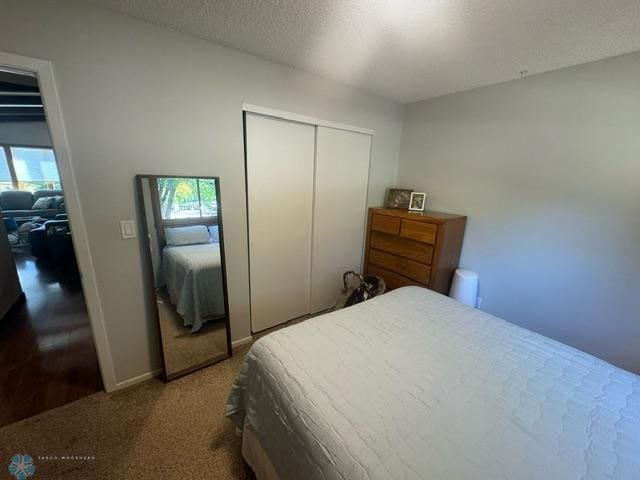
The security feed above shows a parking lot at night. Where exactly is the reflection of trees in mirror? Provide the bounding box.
[157,177,217,219]
[198,179,218,216]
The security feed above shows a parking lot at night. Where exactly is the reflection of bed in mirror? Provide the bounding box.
[162,226,225,332]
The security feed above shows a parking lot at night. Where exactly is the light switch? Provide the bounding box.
[120,220,136,239]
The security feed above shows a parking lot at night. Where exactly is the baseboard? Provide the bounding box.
[113,368,162,391]
[110,338,252,392]
[232,336,253,348]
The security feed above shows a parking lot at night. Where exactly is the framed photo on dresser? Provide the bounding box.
[409,192,427,211]
[384,188,413,209]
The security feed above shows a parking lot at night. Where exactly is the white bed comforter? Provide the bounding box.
[226,286,640,480]
[162,242,225,332]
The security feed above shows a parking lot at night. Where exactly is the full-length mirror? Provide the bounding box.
[136,175,231,381]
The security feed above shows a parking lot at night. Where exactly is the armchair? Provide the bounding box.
[29,219,73,261]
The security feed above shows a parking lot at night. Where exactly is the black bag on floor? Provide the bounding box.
[334,271,386,310]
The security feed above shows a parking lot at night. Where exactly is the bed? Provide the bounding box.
[226,286,640,480]
[162,241,225,332]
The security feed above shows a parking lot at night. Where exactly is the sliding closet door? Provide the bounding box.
[310,127,372,313]
[246,113,316,332]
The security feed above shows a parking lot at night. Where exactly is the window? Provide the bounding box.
[0,145,61,192]
[11,147,61,191]
[156,177,218,220]
[0,148,12,191]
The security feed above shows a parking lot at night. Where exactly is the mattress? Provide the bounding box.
[226,286,640,480]
[162,241,225,332]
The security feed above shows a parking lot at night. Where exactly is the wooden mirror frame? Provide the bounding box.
[135,174,232,382]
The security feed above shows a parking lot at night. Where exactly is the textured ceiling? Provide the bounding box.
[84,0,640,103]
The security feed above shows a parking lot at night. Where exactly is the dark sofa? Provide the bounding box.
[0,190,65,219]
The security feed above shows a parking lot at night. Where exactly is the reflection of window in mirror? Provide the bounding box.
[156,177,218,220]
[148,178,220,241]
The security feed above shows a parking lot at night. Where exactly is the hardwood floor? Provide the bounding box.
[0,249,103,428]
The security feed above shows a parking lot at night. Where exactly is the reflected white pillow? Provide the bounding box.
[208,225,220,243]
[165,225,210,246]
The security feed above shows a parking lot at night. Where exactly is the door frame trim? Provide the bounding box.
[242,103,375,136]
[0,50,117,392]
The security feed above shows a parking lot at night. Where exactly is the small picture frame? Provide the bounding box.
[384,188,413,209]
[408,192,427,212]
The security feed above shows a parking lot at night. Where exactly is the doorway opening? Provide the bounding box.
[0,67,102,427]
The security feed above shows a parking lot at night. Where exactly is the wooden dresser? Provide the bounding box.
[363,208,467,294]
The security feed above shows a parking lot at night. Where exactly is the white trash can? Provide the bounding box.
[449,269,478,307]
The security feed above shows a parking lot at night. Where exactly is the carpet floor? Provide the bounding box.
[0,345,253,480]
[156,289,229,376]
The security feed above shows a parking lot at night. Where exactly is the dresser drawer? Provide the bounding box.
[366,208,466,295]
[400,220,437,244]
[369,231,433,264]
[368,249,431,284]
[367,265,425,290]
[371,214,401,235]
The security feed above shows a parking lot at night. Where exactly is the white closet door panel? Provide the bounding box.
[311,127,372,313]
[246,114,315,332]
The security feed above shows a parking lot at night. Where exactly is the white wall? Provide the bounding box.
[0,121,52,147]
[398,52,640,373]
[0,0,402,385]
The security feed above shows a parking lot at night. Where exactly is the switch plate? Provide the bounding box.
[120,220,136,239]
